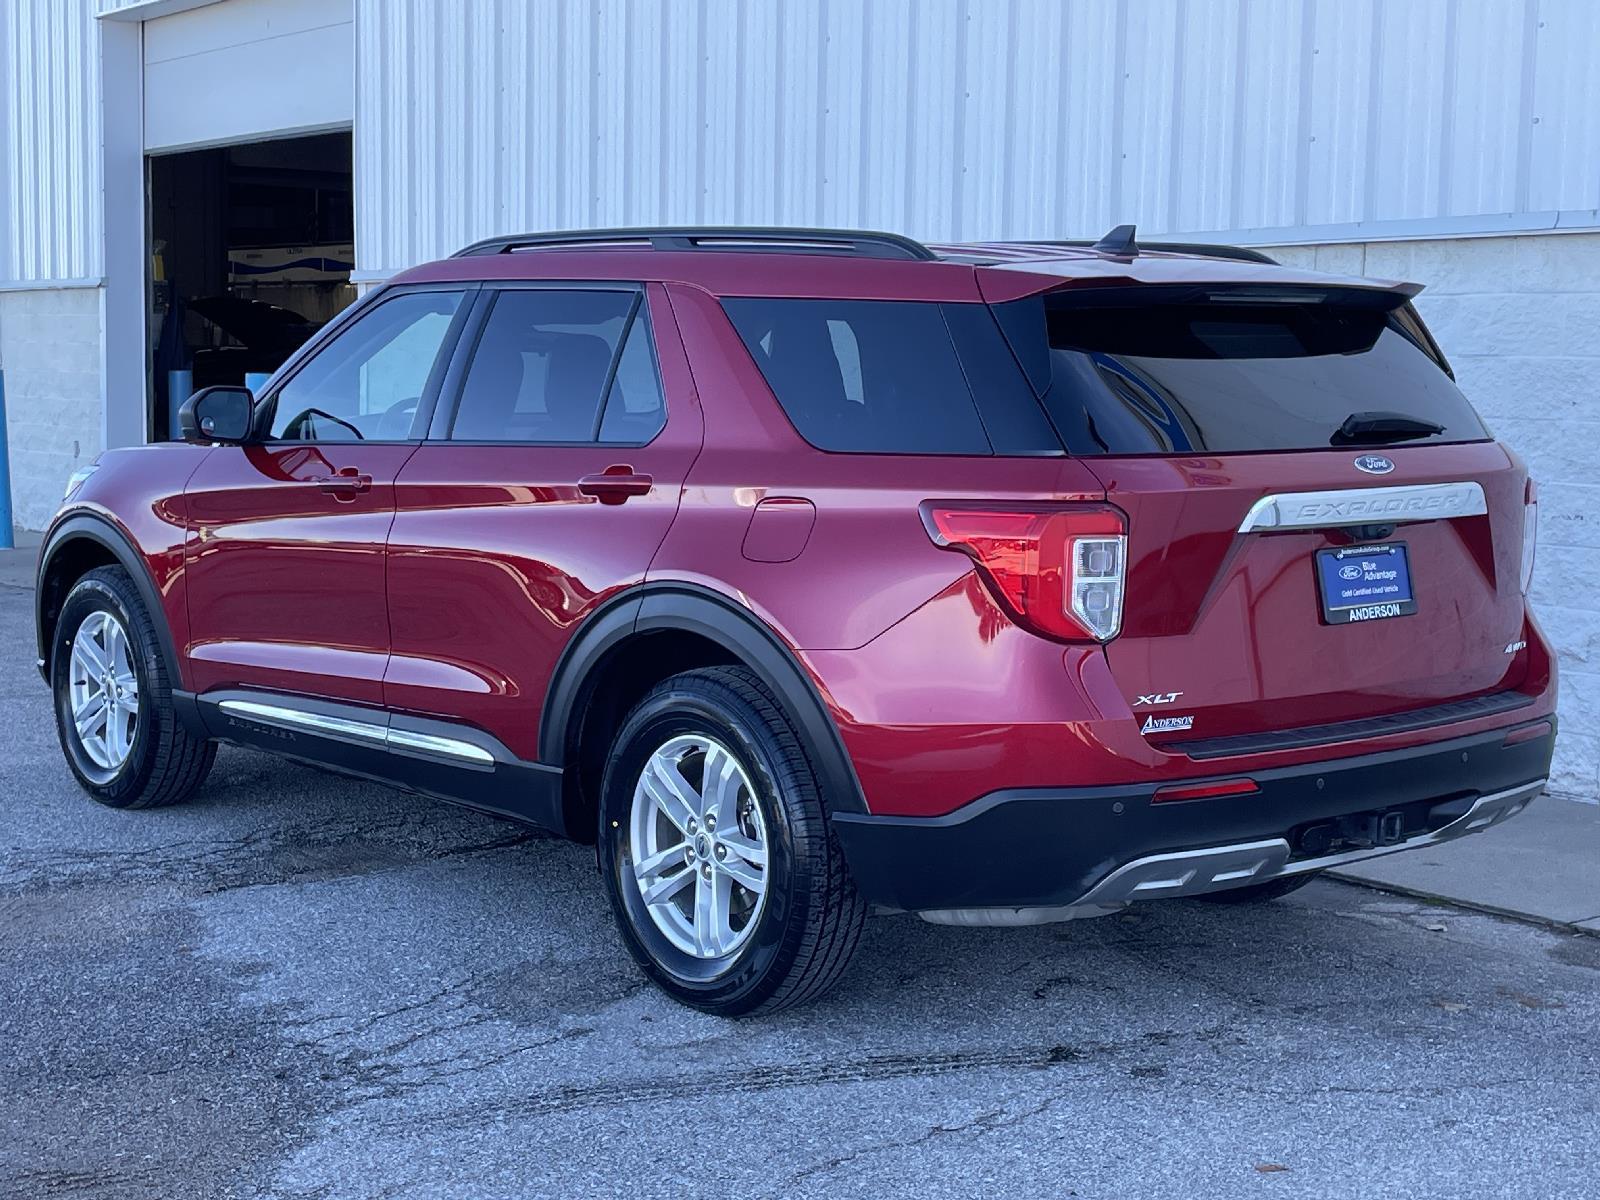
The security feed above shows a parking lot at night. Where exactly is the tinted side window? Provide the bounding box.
[723,298,995,455]
[269,291,462,441]
[941,302,1062,454]
[597,312,666,443]
[450,289,636,442]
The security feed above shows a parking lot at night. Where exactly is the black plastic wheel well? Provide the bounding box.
[560,628,740,843]
[36,536,119,670]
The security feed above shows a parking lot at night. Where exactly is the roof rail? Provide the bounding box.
[451,226,938,261]
[1005,237,1279,266]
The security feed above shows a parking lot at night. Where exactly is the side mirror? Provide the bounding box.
[179,386,257,444]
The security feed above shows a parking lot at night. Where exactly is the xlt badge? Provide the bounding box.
[1133,692,1183,707]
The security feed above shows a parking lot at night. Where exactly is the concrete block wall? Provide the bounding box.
[0,287,104,532]
[1271,233,1600,799]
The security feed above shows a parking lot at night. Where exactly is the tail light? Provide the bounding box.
[920,503,1127,641]
[1521,478,1538,595]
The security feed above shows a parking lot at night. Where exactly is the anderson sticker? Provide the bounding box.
[1141,714,1195,734]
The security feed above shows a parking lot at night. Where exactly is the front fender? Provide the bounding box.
[35,510,186,688]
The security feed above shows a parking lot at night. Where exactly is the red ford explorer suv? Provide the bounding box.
[37,226,1555,1014]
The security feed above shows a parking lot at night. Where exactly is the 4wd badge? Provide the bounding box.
[1141,714,1195,734]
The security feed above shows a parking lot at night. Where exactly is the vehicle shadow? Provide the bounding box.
[183,747,1576,1036]
[20,741,1584,1054]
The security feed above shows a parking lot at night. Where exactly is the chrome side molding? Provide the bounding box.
[217,698,496,769]
[386,727,495,767]
[1237,480,1488,533]
[219,698,387,745]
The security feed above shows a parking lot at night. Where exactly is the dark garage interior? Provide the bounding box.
[147,130,355,439]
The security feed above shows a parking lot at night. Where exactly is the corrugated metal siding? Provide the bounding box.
[1,0,103,286]
[355,0,1600,279]
[1530,0,1600,211]
[4,0,1598,286]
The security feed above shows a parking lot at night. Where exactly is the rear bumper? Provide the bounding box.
[831,716,1556,913]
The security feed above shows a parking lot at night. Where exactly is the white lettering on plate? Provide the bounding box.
[1346,603,1404,621]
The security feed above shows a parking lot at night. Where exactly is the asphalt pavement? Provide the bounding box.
[2,569,1598,1199]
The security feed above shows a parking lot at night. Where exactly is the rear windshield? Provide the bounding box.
[722,297,1058,455]
[995,287,1490,455]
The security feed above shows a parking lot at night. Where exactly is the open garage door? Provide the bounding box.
[142,0,353,154]
[148,132,354,439]
[141,0,355,439]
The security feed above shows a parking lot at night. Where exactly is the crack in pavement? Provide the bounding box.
[255,967,651,1112]
[780,1092,1066,1193]
[280,972,489,1047]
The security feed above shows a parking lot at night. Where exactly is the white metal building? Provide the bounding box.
[2,0,1599,794]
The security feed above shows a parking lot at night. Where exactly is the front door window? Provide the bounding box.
[267,291,463,442]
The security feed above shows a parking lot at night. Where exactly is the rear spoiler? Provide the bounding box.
[976,258,1424,306]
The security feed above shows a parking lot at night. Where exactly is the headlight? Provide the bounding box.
[63,462,99,499]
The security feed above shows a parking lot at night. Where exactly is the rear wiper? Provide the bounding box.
[1330,410,1445,446]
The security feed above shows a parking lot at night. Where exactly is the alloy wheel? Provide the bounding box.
[628,734,770,962]
[67,610,140,772]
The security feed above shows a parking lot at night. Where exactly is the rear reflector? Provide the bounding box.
[1522,478,1539,595]
[1502,720,1552,748]
[1152,778,1260,804]
[920,502,1126,641]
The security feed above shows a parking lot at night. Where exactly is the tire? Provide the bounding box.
[51,566,216,809]
[598,666,867,1016]
[1194,872,1322,904]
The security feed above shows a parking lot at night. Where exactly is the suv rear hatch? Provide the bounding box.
[987,277,1538,750]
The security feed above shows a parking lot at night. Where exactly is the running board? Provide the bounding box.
[1069,778,1545,907]
[186,688,567,835]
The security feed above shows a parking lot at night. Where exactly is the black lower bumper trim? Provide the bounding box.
[831,717,1556,912]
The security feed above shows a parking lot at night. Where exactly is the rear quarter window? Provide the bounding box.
[724,298,1045,455]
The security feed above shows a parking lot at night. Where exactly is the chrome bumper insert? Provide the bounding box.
[1070,778,1546,908]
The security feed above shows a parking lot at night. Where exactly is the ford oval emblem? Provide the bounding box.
[1354,454,1395,475]
[1338,564,1364,581]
